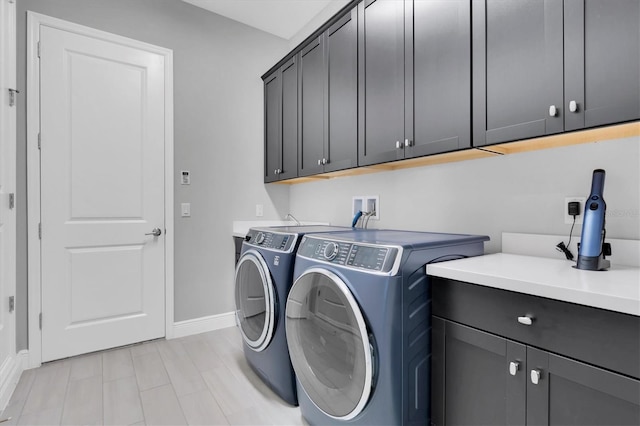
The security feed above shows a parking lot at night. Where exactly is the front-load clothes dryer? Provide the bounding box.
[234,225,350,406]
[285,230,489,424]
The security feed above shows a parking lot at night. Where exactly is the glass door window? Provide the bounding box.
[235,251,275,351]
[286,267,373,420]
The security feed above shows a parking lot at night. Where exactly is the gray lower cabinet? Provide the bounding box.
[298,9,357,177]
[264,57,298,183]
[431,277,640,425]
[474,0,640,146]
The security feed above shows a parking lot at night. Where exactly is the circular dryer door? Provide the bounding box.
[234,250,276,352]
[285,267,373,420]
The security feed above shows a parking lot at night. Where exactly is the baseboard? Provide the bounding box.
[0,350,28,411]
[171,311,237,339]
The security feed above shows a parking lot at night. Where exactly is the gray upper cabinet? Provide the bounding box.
[359,0,472,166]
[298,9,358,177]
[474,0,640,147]
[564,0,640,131]
[408,0,472,156]
[264,58,298,183]
[473,0,564,146]
[358,0,406,166]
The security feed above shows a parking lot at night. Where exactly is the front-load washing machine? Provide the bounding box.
[285,229,489,424]
[234,225,350,405]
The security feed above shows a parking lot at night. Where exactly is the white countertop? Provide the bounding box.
[427,253,640,316]
[232,220,329,238]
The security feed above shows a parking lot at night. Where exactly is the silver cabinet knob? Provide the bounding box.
[317,159,322,166]
[395,141,402,149]
[145,228,162,237]
[530,369,542,385]
[404,139,412,147]
[517,315,534,326]
[569,100,578,113]
[549,105,557,117]
[509,361,520,376]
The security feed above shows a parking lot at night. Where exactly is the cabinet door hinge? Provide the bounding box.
[39,313,42,330]
[38,133,41,150]
[38,223,42,239]
[8,193,15,210]
[8,296,14,313]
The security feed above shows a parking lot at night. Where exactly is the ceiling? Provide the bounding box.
[182,0,338,40]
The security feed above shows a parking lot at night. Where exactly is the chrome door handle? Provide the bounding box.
[509,361,520,376]
[145,228,162,237]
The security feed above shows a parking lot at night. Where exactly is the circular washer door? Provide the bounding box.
[234,250,276,352]
[285,267,373,420]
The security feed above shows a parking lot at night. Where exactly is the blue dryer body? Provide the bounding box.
[234,225,351,406]
[286,230,489,425]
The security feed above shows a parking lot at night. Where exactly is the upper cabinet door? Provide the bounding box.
[407,0,471,158]
[298,38,325,177]
[325,9,358,173]
[473,0,564,147]
[280,57,298,180]
[564,0,640,131]
[358,0,406,166]
[264,71,281,183]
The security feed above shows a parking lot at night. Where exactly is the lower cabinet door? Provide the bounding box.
[431,318,526,426]
[527,347,640,426]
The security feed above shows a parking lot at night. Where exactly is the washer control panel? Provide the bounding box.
[245,229,296,252]
[298,236,400,273]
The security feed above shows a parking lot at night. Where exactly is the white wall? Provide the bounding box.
[15,0,291,349]
[288,0,351,50]
[288,136,640,255]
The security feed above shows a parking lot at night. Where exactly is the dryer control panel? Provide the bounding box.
[244,229,297,252]
[298,236,401,274]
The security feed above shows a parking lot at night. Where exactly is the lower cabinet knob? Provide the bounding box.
[318,159,322,166]
[404,139,411,147]
[517,315,534,326]
[530,369,542,385]
[509,361,520,376]
[395,141,401,149]
[549,105,557,117]
[322,158,327,165]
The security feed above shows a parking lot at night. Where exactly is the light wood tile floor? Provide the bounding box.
[1,327,307,425]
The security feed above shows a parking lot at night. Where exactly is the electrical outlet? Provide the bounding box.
[564,197,586,225]
[256,204,264,217]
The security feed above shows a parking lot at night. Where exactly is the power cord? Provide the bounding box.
[557,202,579,260]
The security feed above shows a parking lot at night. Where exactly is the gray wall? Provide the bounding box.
[289,136,640,254]
[15,0,290,350]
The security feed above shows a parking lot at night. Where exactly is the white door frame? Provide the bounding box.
[26,12,174,368]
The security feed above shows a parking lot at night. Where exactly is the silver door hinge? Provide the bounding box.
[37,41,41,58]
[8,193,15,210]
[38,133,41,150]
[39,313,42,330]
[8,297,14,313]
[38,223,41,239]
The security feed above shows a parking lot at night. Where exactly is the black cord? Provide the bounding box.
[556,215,577,260]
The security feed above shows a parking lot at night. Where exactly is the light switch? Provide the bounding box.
[181,203,191,217]
[181,170,191,185]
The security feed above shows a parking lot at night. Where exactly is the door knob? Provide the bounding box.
[509,361,520,376]
[569,100,578,113]
[549,105,557,117]
[145,228,162,237]
[517,315,534,326]
[530,369,542,385]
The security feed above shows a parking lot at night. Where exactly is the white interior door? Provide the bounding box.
[0,0,17,398]
[39,23,167,362]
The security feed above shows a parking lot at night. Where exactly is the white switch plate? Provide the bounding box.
[256,204,264,217]
[180,170,191,185]
[181,203,191,217]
